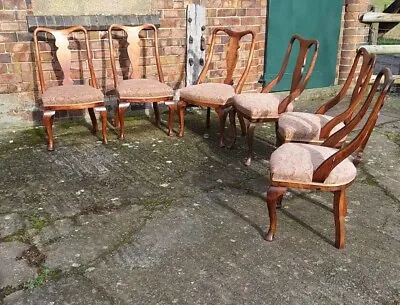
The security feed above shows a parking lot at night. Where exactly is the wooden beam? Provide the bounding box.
[383,0,400,13]
[358,44,400,54]
[379,0,400,34]
[360,12,400,23]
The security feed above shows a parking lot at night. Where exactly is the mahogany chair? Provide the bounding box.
[108,24,174,139]
[33,26,107,151]
[265,68,393,249]
[277,47,376,152]
[177,27,256,147]
[229,35,319,166]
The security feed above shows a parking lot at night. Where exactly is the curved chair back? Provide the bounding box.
[108,24,164,89]
[196,27,256,94]
[33,26,98,93]
[313,68,394,183]
[261,35,319,113]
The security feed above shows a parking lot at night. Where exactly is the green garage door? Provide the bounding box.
[262,0,343,91]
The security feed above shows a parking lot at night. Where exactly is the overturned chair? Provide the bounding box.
[265,68,393,249]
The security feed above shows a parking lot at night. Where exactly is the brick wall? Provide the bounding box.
[338,0,371,84]
[0,0,370,125]
[0,0,266,124]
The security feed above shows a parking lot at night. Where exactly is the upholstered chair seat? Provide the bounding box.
[232,92,291,119]
[117,79,174,99]
[42,85,104,107]
[278,112,346,143]
[180,83,235,106]
[270,143,356,186]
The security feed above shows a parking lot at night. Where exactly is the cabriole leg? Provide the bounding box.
[245,122,257,166]
[265,186,287,242]
[333,189,346,249]
[43,110,55,151]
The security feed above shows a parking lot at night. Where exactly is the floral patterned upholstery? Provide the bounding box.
[232,92,292,119]
[278,112,346,143]
[117,79,173,99]
[42,85,103,106]
[179,83,235,106]
[270,143,357,186]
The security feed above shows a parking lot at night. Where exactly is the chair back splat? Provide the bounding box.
[197,27,256,94]
[108,24,164,87]
[34,26,98,93]
[262,35,319,114]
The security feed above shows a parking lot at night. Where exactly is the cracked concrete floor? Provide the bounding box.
[0,89,399,305]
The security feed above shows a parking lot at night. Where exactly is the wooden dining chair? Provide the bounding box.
[33,26,107,151]
[229,35,319,166]
[265,68,393,249]
[177,27,256,147]
[277,47,376,154]
[108,24,174,139]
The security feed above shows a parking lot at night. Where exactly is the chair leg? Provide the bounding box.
[114,106,120,128]
[206,107,211,129]
[166,102,175,136]
[99,109,108,144]
[88,108,98,133]
[216,107,229,148]
[153,102,161,128]
[265,186,286,242]
[177,100,186,137]
[117,104,128,140]
[333,190,346,249]
[228,108,237,149]
[238,114,246,136]
[245,122,256,166]
[43,111,55,151]
[275,121,284,147]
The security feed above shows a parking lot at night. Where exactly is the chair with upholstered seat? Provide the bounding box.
[265,68,393,249]
[177,27,256,147]
[229,35,319,166]
[108,24,174,139]
[277,48,376,152]
[33,26,108,151]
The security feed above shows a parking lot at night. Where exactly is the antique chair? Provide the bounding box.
[177,27,256,147]
[33,26,107,151]
[229,35,319,166]
[277,47,376,152]
[108,24,174,139]
[265,68,393,249]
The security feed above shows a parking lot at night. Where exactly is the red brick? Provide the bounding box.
[0,33,18,43]
[0,73,22,84]
[12,52,33,62]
